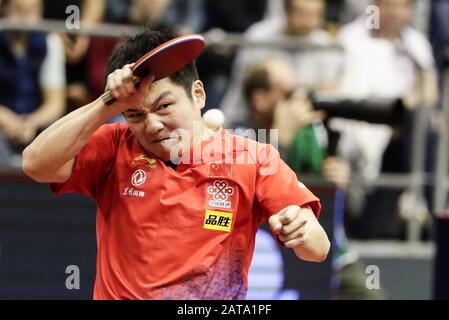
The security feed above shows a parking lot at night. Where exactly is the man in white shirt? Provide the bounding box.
[332,0,438,181]
[220,0,342,128]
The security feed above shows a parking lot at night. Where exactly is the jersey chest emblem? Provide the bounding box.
[207,180,234,209]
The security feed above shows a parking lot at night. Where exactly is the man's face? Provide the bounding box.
[124,78,205,161]
[377,0,413,35]
[249,60,299,120]
[285,0,325,37]
[130,0,170,25]
[7,0,42,23]
[265,61,299,112]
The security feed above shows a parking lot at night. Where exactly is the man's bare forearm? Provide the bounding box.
[26,88,65,129]
[293,217,330,263]
[23,97,121,182]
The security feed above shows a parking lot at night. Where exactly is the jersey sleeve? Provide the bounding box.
[255,144,321,222]
[49,124,118,200]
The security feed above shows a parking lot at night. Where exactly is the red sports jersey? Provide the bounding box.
[50,123,321,300]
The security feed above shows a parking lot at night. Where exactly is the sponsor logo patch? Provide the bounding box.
[131,169,147,187]
[131,155,157,169]
[122,187,145,198]
[207,180,234,208]
[203,210,233,232]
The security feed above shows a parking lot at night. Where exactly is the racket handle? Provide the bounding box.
[100,91,116,105]
[100,78,142,106]
[100,90,117,106]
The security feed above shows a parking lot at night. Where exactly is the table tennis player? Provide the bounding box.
[22,29,330,300]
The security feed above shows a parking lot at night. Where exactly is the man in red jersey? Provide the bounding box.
[22,30,330,300]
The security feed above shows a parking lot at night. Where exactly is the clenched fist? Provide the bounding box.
[268,205,331,262]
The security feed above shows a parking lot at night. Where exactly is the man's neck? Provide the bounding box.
[372,28,401,42]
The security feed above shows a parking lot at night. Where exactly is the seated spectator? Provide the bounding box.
[44,0,104,110]
[0,0,65,166]
[220,0,343,128]
[242,58,350,190]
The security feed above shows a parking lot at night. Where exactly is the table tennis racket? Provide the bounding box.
[102,34,206,105]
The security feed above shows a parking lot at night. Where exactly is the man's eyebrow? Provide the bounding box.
[143,90,173,111]
[125,91,174,113]
[152,90,176,103]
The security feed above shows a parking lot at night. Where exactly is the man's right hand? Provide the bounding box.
[104,64,155,112]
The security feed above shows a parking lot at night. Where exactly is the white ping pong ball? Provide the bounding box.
[203,108,225,129]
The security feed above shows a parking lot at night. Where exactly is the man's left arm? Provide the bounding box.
[268,205,330,263]
[255,145,330,263]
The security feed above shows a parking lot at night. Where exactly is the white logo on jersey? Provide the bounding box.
[131,169,147,187]
[207,180,234,201]
[207,180,234,209]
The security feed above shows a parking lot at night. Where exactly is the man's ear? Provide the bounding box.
[250,89,270,113]
[191,80,206,110]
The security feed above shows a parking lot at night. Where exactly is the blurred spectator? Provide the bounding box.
[104,0,204,33]
[242,58,386,299]
[203,0,267,33]
[340,0,370,24]
[197,0,269,110]
[430,0,449,77]
[261,0,345,30]
[242,58,349,198]
[342,0,430,32]
[165,0,205,34]
[0,0,65,166]
[127,0,172,29]
[332,0,438,238]
[103,0,129,23]
[43,0,104,110]
[88,0,205,103]
[88,0,172,102]
[220,0,342,128]
[334,0,438,180]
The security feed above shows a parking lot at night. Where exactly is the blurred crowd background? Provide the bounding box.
[0,0,449,299]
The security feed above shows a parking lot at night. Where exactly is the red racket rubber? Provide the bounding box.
[102,34,206,105]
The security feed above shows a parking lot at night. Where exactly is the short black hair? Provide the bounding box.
[105,29,199,99]
[243,66,271,102]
